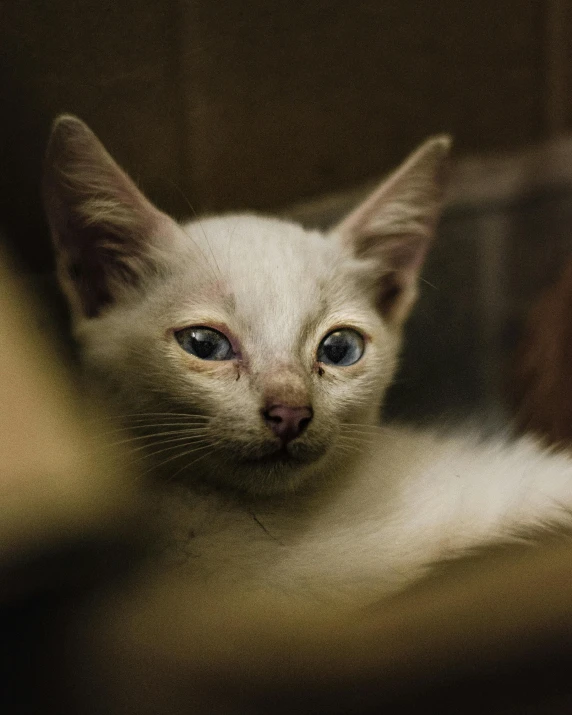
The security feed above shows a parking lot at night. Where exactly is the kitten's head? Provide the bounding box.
[43,116,450,495]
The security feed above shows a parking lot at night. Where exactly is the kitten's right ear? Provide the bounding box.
[333,136,451,326]
[43,115,177,319]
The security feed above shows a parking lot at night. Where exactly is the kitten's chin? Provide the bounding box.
[205,443,330,496]
[225,460,324,496]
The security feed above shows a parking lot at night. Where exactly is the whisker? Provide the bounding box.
[334,442,361,456]
[182,204,224,283]
[338,430,377,441]
[340,422,388,430]
[167,438,227,482]
[420,276,438,290]
[105,429,210,448]
[86,435,210,462]
[339,428,383,439]
[338,437,372,449]
[111,412,211,420]
[225,221,239,270]
[136,436,212,461]
[340,423,396,439]
[188,210,223,281]
[141,441,217,479]
[166,179,222,284]
[98,423,211,436]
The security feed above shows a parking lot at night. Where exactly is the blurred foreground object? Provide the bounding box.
[0,255,141,584]
[79,540,572,715]
[0,246,144,712]
[3,245,572,713]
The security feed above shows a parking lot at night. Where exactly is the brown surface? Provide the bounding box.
[1,0,570,272]
[0,0,184,271]
[180,0,546,211]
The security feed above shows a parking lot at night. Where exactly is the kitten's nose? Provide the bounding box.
[263,404,313,444]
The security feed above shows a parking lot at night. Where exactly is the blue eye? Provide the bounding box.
[317,329,365,366]
[175,327,234,361]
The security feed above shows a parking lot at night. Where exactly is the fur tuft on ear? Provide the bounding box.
[43,115,176,319]
[334,136,451,325]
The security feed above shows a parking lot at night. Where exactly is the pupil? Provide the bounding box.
[325,338,348,363]
[192,332,216,358]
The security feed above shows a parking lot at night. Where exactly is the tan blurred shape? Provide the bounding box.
[0,246,141,592]
[2,246,572,713]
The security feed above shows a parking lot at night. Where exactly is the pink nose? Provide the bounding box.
[263,404,313,444]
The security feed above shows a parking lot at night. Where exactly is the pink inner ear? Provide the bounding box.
[377,272,403,316]
[43,116,175,319]
[365,236,429,320]
[334,136,450,323]
[375,235,429,272]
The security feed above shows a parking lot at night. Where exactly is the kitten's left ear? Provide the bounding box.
[43,115,180,319]
[333,136,451,325]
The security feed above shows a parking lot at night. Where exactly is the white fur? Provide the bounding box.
[157,425,572,607]
[76,210,572,608]
[44,119,572,610]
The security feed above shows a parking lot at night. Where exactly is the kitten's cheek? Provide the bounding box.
[316,361,370,384]
[174,354,240,379]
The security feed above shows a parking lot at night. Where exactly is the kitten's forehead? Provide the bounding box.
[164,214,357,360]
[182,215,344,309]
[186,214,334,276]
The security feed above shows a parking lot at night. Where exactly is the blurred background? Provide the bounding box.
[2,0,572,423]
[4,8,572,710]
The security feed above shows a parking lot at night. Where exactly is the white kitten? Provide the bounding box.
[43,116,572,606]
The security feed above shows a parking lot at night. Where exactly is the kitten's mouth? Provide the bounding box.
[236,441,325,467]
[241,448,296,466]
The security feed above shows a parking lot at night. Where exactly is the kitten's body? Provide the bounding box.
[43,117,572,609]
[157,420,572,606]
